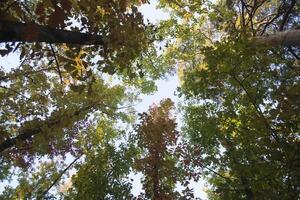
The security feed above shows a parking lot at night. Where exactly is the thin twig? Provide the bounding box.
[240,0,246,29]
[20,2,35,19]
[200,163,233,182]
[229,73,283,145]
[279,0,296,31]
[0,66,56,82]
[49,44,64,83]
[3,1,17,14]
[0,85,29,99]
[38,154,83,199]
[288,47,299,60]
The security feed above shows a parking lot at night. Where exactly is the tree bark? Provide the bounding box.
[255,29,300,47]
[1,20,299,47]
[0,20,104,45]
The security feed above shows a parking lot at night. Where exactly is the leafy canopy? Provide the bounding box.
[158,0,300,199]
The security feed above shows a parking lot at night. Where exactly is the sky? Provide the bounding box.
[0,1,208,198]
[136,0,180,113]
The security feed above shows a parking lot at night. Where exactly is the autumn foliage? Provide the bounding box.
[134,99,179,199]
[1,0,300,199]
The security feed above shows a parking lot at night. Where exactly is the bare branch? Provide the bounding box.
[0,85,29,99]
[39,154,83,198]
[49,44,64,83]
[229,73,283,145]
[279,0,297,31]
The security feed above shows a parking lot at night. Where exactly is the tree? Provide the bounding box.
[0,0,169,194]
[0,0,157,164]
[61,119,137,200]
[134,99,181,199]
[133,99,198,199]
[158,0,300,199]
[0,118,137,199]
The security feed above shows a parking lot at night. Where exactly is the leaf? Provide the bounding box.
[102,65,115,75]
[70,84,86,93]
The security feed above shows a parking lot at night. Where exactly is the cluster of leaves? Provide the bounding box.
[0,117,136,199]
[1,160,65,199]
[61,119,138,200]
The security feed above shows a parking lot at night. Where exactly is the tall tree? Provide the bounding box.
[158,0,300,199]
[134,99,182,199]
[133,99,199,199]
[0,0,157,161]
[0,0,169,193]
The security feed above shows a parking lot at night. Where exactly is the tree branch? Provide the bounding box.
[0,66,56,82]
[49,44,64,83]
[0,20,105,45]
[0,102,97,154]
[279,0,297,31]
[288,46,300,60]
[38,154,83,198]
[0,85,29,99]
[2,1,17,14]
[229,73,282,145]
[255,29,300,47]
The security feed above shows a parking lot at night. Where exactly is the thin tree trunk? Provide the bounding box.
[255,29,300,47]
[0,20,104,45]
[153,152,160,200]
[38,153,83,199]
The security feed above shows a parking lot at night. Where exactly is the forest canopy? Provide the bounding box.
[0,0,299,199]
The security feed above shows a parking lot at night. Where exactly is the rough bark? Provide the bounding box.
[0,20,104,45]
[255,29,300,47]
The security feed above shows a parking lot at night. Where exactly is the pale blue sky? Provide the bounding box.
[136,0,180,113]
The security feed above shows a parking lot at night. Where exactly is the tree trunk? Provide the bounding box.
[153,153,160,200]
[255,29,300,47]
[0,20,104,45]
[1,20,299,47]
